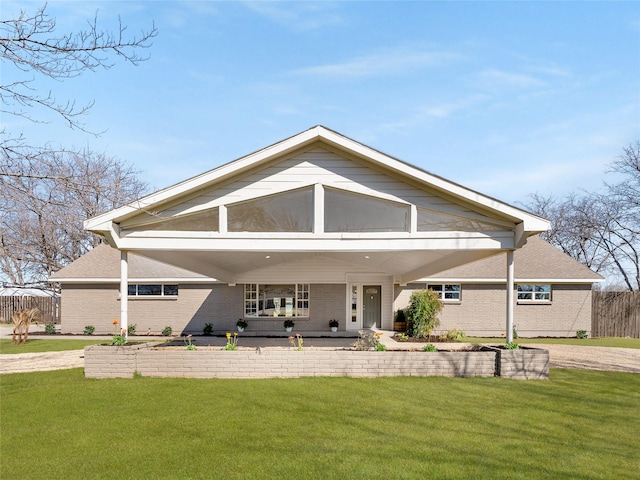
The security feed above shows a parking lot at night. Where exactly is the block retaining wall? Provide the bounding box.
[84,344,549,379]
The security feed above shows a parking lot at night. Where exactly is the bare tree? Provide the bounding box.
[520,142,640,291]
[1,3,157,138]
[0,4,156,283]
[1,150,147,283]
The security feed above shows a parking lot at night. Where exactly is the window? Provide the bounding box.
[427,284,461,301]
[128,208,219,232]
[517,284,551,302]
[127,284,178,297]
[244,284,310,317]
[324,187,410,232]
[417,207,505,232]
[228,187,313,232]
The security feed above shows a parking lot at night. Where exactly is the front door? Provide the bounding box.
[362,285,381,328]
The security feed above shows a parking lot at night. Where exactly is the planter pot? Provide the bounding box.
[285,327,293,332]
[393,321,407,332]
[237,326,245,332]
[330,327,338,332]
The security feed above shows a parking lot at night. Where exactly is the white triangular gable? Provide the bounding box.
[85,126,549,285]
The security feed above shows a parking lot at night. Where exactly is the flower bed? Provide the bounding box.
[84,343,548,379]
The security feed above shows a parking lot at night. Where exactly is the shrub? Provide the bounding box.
[423,343,438,352]
[352,331,384,351]
[406,290,443,339]
[128,323,137,335]
[203,323,213,336]
[110,335,127,346]
[162,326,172,336]
[44,323,56,334]
[84,325,95,335]
[505,342,519,350]
[223,332,238,350]
[441,328,466,342]
[576,330,588,339]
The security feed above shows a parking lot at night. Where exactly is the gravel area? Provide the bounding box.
[528,344,640,373]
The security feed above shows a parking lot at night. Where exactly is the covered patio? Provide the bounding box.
[82,126,549,341]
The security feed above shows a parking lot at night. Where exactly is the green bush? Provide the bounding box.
[83,325,95,335]
[162,326,172,336]
[127,323,137,335]
[203,323,213,336]
[423,343,438,352]
[441,328,466,342]
[576,330,588,339]
[406,290,443,339]
[505,342,519,350]
[110,335,127,346]
[44,323,56,334]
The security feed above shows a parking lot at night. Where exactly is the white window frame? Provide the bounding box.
[426,284,461,302]
[128,284,178,297]
[517,284,551,303]
[244,283,310,318]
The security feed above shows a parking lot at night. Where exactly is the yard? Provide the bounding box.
[1,368,638,479]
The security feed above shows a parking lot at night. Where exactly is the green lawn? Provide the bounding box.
[0,338,166,354]
[462,337,640,349]
[0,339,111,354]
[1,369,638,479]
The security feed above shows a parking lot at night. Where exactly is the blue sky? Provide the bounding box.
[4,1,640,205]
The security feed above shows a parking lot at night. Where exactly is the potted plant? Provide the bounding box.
[329,319,339,332]
[284,319,295,332]
[236,319,248,332]
[394,309,407,332]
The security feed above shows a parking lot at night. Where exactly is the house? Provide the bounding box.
[50,126,601,337]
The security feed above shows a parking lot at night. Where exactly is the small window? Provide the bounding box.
[324,187,410,232]
[128,284,179,297]
[427,284,461,301]
[227,187,313,232]
[517,284,551,302]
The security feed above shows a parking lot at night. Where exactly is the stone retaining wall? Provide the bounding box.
[492,347,550,379]
[84,344,549,379]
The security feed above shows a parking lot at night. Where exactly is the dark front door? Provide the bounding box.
[363,285,381,328]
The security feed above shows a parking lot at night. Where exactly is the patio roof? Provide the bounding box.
[83,126,550,285]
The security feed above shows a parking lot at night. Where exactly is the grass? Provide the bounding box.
[0,339,115,354]
[462,337,640,349]
[1,369,638,479]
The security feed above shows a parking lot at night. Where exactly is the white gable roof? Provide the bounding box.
[86,126,548,235]
[83,126,550,284]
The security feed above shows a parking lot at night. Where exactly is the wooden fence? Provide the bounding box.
[0,296,60,325]
[592,291,640,338]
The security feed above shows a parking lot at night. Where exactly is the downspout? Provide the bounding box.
[506,249,515,343]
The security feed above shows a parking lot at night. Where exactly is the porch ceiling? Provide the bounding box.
[134,248,502,285]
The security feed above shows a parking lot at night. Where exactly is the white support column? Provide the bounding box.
[506,249,515,343]
[120,250,129,338]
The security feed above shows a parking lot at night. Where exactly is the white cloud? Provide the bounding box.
[293,46,460,79]
[475,69,545,89]
[242,1,344,31]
